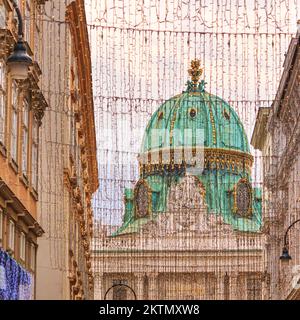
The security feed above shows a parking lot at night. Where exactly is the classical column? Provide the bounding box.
[135,273,145,300]
[147,272,158,300]
[94,273,103,300]
[229,272,240,300]
[262,271,270,300]
[215,273,226,300]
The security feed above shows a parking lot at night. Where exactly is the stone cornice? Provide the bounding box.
[64,167,94,278]
[0,178,44,237]
[270,36,299,120]
[251,107,270,151]
[66,0,99,194]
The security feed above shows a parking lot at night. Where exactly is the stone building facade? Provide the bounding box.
[251,24,300,300]
[0,0,47,299]
[35,0,98,300]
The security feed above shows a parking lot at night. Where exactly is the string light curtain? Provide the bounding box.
[85,0,299,300]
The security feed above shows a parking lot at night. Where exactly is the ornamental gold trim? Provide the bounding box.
[138,147,253,176]
[232,178,253,218]
[134,179,152,219]
[169,95,184,146]
[207,100,217,145]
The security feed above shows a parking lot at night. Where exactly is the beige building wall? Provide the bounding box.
[36,0,71,300]
[0,0,48,298]
[252,26,300,300]
[36,0,98,300]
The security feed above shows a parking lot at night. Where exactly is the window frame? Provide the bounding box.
[24,0,31,46]
[22,98,29,179]
[33,4,41,62]
[20,231,26,262]
[8,219,15,254]
[31,116,38,191]
[0,1,7,28]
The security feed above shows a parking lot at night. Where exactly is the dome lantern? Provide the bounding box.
[186,59,207,93]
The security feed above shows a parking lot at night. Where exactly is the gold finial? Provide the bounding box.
[188,59,203,87]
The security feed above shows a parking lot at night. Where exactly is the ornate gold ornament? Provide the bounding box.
[169,95,183,146]
[134,179,152,218]
[233,178,253,218]
[188,59,203,87]
[207,100,217,144]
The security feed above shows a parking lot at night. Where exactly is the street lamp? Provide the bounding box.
[6,0,32,80]
[280,219,300,263]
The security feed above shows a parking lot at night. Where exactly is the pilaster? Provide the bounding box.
[147,272,158,300]
[135,273,145,300]
[229,272,240,300]
[94,273,103,300]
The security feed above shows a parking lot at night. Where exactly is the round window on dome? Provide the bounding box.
[189,108,197,118]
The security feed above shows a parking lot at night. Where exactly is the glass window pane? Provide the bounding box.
[22,100,29,176]
[9,220,15,251]
[24,1,31,44]
[12,81,18,106]
[0,3,6,28]
[11,82,18,161]
[30,244,35,270]
[31,118,38,189]
[0,60,6,144]
[20,232,26,261]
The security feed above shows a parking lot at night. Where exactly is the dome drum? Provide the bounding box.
[138,147,253,177]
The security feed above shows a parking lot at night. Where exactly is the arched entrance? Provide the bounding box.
[104,284,137,300]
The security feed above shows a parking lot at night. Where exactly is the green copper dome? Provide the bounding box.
[112,60,262,237]
[141,90,250,155]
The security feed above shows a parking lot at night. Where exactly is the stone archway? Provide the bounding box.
[104,283,137,300]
